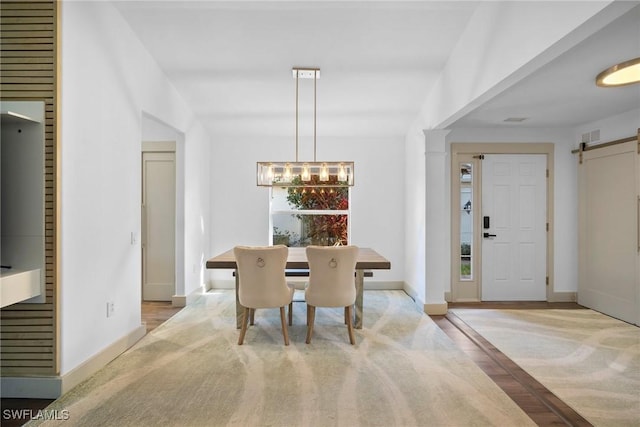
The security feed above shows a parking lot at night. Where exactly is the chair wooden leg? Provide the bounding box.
[249,308,255,326]
[288,302,293,326]
[344,306,348,324]
[238,307,250,345]
[279,306,290,346]
[306,305,316,344]
[346,305,355,345]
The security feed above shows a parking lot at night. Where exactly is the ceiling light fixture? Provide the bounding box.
[256,67,354,187]
[596,57,640,87]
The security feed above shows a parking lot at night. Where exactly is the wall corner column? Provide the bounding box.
[423,129,450,315]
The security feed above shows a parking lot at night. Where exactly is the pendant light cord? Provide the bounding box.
[295,70,299,162]
[314,69,317,162]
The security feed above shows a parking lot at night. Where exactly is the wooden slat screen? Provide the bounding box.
[1,0,58,376]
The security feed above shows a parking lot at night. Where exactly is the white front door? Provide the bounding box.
[142,151,176,301]
[482,154,547,300]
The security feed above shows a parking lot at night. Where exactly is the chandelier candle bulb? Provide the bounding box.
[338,164,347,182]
[283,164,292,182]
[320,163,329,181]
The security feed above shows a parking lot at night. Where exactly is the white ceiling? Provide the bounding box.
[453,3,640,129]
[113,1,640,139]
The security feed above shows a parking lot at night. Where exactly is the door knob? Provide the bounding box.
[483,232,497,238]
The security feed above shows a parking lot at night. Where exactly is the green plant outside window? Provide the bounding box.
[271,175,349,247]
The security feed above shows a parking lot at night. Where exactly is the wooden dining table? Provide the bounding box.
[206,247,391,329]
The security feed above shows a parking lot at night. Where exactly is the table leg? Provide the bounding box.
[235,269,243,329]
[355,269,364,329]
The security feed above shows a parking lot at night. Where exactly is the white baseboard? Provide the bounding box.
[172,284,209,307]
[378,282,449,316]
[424,303,448,315]
[61,324,146,395]
[1,325,146,399]
[209,279,234,289]
[548,291,577,302]
[172,295,187,307]
[444,290,577,303]
[366,281,404,290]
[400,283,449,314]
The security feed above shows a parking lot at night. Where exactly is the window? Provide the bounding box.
[459,163,473,280]
[270,178,350,247]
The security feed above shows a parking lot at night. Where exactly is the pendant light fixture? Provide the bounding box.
[257,67,354,187]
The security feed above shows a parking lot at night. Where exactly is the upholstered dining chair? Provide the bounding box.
[305,245,359,345]
[233,245,295,345]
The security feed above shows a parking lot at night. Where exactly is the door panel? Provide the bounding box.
[579,140,639,325]
[142,151,176,301]
[482,154,547,300]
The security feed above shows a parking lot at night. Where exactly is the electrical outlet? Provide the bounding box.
[106,301,115,317]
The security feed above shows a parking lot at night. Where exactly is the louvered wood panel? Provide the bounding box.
[0,0,58,376]
[1,317,52,326]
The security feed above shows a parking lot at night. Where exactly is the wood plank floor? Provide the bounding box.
[2,300,592,426]
[434,301,592,427]
[139,300,183,331]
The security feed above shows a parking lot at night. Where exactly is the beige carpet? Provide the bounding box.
[451,308,640,427]
[30,291,536,427]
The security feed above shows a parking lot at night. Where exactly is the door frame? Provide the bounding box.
[450,143,555,302]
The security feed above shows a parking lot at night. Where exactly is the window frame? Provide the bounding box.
[268,186,351,247]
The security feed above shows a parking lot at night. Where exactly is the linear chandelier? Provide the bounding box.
[257,67,354,187]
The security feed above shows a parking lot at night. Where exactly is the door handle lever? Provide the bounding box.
[483,232,497,238]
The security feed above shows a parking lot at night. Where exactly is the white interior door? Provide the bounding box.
[482,154,547,300]
[142,151,176,301]
[579,140,639,325]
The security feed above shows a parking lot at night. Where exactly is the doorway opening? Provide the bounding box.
[450,143,554,302]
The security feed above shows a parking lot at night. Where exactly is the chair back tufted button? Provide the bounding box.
[329,258,337,268]
[256,257,265,268]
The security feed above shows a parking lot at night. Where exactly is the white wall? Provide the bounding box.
[406,113,638,304]
[209,135,404,287]
[574,108,640,147]
[182,123,211,296]
[404,1,625,308]
[403,125,427,303]
[60,1,210,375]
